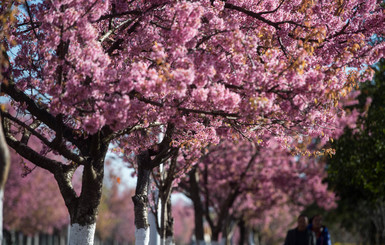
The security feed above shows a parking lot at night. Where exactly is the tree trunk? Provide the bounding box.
[223,216,229,245]
[238,220,246,245]
[57,134,107,245]
[148,211,160,245]
[1,85,110,245]
[26,234,32,245]
[165,198,174,245]
[69,223,96,245]
[136,228,150,245]
[165,236,174,245]
[0,188,4,245]
[33,233,39,245]
[61,156,105,245]
[133,151,152,245]
[3,230,12,245]
[254,231,261,245]
[222,217,236,245]
[0,117,10,245]
[248,229,255,245]
[160,194,167,245]
[211,228,220,245]
[160,179,174,245]
[189,167,205,244]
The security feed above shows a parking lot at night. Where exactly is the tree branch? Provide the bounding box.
[99,18,134,43]
[224,3,280,29]
[215,149,259,232]
[130,90,240,118]
[53,163,80,216]
[20,119,40,145]
[224,3,308,30]
[25,0,39,39]
[178,107,239,119]
[106,20,141,55]
[149,124,178,169]
[106,121,163,141]
[4,128,63,174]
[1,82,89,154]
[2,111,86,165]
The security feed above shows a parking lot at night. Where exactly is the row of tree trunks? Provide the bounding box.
[2,230,132,245]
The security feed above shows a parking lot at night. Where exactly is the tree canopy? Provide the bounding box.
[2,0,385,243]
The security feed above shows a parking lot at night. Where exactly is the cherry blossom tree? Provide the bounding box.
[4,148,69,236]
[148,148,199,245]
[5,149,135,244]
[234,204,297,245]
[0,1,18,243]
[148,153,179,245]
[1,0,385,244]
[183,139,337,244]
[172,198,195,245]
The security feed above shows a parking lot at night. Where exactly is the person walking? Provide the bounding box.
[284,214,316,245]
[308,214,332,245]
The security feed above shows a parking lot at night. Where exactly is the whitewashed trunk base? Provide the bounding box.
[165,236,174,245]
[0,189,3,245]
[135,228,150,245]
[33,234,39,245]
[26,236,32,245]
[148,212,160,245]
[249,231,255,245]
[68,223,95,245]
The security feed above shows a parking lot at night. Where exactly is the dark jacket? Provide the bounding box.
[307,224,332,245]
[284,228,316,245]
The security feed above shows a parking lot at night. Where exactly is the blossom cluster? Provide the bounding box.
[7,0,385,165]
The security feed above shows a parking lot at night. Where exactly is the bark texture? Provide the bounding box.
[165,198,174,240]
[132,151,152,230]
[60,132,108,227]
